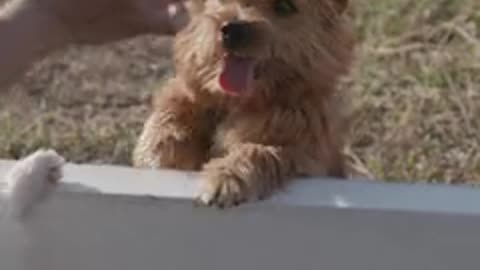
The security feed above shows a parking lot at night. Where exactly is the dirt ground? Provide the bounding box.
[1,0,479,183]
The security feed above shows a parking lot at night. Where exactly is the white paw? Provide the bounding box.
[5,149,65,219]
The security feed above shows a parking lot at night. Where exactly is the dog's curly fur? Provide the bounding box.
[133,0,355,207]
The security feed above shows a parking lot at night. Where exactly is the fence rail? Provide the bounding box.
[1,160,480,270]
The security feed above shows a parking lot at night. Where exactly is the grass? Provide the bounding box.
[347,0,480,183]
[1,0,479,183]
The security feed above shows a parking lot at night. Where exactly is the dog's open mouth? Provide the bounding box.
[219,53,257,96]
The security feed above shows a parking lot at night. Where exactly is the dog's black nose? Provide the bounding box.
[221,21,252,51]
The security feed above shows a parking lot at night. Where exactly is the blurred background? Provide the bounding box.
[0,0,479,183]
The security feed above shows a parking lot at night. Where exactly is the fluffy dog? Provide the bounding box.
[133,0,355,207]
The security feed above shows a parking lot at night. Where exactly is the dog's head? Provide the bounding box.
[174,0,354,98]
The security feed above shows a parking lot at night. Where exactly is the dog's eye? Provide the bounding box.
[273,0,298,17]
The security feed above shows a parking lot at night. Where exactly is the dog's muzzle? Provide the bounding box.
[221,21,253,51]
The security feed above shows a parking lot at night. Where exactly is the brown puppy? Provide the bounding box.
[133,0,355,207]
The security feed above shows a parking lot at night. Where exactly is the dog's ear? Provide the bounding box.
[332,0,348,14]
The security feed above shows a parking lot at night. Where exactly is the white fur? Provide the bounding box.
[4,149,65,219]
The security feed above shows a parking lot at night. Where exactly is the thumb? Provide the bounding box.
[136,0,190,34]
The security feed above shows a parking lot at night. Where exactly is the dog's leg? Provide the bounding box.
[196,105,346,207]
[133,81,212,170]
[197,143,296,208]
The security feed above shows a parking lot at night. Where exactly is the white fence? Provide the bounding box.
[1,160,480,270]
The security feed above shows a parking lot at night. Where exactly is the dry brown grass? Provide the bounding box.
[0,37,172,164]
[346,0,480,183]
[1,0,479,183]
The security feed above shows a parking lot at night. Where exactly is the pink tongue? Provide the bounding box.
[219,54,256,95]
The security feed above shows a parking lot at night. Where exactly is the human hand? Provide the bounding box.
[27,0,189,45]
[0,0,189,90]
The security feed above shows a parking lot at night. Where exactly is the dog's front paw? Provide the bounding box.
[5,149,65,218]
[6,149,65,187]
[195,145,288,208]
[197,172,254,209]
